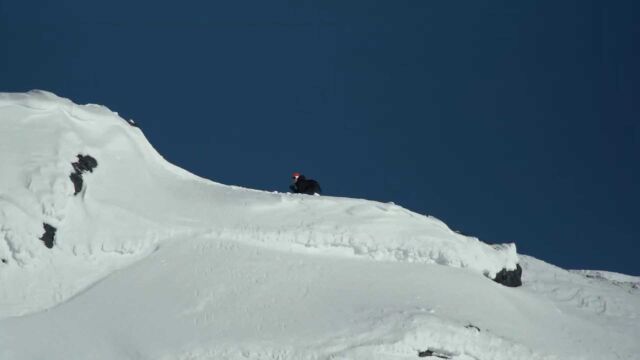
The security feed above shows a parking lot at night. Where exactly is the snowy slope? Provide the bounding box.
[1,91,639,359]
[0,91,518,317]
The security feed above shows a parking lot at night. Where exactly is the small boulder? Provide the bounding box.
[69,154,98,195]
[493,264,523,287]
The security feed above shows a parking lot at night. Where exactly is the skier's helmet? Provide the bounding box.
[292,172,301,181]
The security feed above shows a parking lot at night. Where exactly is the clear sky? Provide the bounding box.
[2,1,638,275]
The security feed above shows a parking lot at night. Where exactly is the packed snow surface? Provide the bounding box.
[0,91,639,359]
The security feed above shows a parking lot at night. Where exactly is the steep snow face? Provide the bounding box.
[0,91,517,318]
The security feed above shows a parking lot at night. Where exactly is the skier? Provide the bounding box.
[290,172,322,195]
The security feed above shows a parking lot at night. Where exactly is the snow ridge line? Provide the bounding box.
[202,226,516,278]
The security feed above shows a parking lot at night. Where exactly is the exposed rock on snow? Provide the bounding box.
[418,349,453,358]
[1,91,638,360]
[69,154,98,195]
[39,223,56,249]
[493,263,523,287]
[464,324,481,332]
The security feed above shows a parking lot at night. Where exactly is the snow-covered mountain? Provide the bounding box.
[0,91,638,359]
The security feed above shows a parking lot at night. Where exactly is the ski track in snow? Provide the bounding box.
[1,91,639,360]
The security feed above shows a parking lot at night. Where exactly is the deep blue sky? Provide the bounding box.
[2,1,638,275]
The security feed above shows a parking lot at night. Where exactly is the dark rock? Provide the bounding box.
[72,154,98,173]
[70,172,83,195]
[493,264,523,287]
[418,349,452,358]
[70,154,98,195]
[40,223,56,249]
[1,258,7,264]
[465,324,480,332]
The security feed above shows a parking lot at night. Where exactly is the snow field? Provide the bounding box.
[0,236,564,360]
[0,90,518,317]
[1,91,639,359]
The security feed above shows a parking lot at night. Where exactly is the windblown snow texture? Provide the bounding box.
[0,91,638,360]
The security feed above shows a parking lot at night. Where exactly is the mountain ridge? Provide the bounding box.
[1,91,638,359]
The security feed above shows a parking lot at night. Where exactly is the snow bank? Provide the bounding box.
[0,90,518,318]
[4,236,637,360]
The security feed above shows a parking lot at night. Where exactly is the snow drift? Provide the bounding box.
[1,91,638,360]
